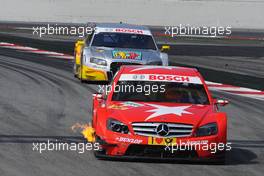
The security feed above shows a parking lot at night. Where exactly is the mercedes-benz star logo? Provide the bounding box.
[156,124,169,136]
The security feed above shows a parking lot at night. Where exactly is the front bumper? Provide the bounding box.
[95,133,226,161]
[81,65,109,81]
[94,149,226,163]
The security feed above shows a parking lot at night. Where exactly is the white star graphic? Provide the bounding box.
[130,66,174,72]
[145,104,192,121]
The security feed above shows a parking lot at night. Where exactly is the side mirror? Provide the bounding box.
[92,93,106,108]
[214,99,229,106]
[160,45,170,52]
[75,39,85,48]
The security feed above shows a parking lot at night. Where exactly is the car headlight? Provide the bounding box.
[90,57,107,66]
[107,118,129,134]
[195,123,218,137]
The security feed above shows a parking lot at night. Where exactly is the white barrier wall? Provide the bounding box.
[1,0,264,29]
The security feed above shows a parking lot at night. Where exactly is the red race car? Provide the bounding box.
[92,65,229,162]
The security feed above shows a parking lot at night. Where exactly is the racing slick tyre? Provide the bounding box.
[93,135,108,160]
[79,66,85,83]
[93,150,107,160]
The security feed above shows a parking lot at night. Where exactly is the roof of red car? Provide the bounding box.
[120,65,199,76]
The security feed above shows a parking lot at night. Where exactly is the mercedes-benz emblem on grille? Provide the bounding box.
[156,124,169,136]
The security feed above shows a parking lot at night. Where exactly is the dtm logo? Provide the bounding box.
[156,124,169,136]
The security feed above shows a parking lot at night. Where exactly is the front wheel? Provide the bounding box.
[79,65,85,83]
[73,63,78,78]
[93,135,107,159]
[214,152,226,165]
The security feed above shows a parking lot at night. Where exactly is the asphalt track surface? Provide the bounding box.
[0,46,264,176]
[1,32,264,90]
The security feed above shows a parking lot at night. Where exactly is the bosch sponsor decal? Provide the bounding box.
[116,137,143,144]
[95,28,152,35]
[119,74,202,84]
[115,28,144,34]
[112,51,142,60]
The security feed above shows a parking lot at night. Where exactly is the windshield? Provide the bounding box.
[91,32,157,50]
[111,81,210,105]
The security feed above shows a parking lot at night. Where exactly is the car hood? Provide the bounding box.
[106,102,213,127]
[89,46,162,63]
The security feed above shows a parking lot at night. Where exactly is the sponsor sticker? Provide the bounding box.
[148,137,177,146]
[108,104,129,110]
[115,28,144,34]
[112,51,142,60]
[182,140,208,145]
[122,101,143,107]
[116,137,143,144]
[95,27,152,35]
[119,74,202,84]
[108,102,143,110]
